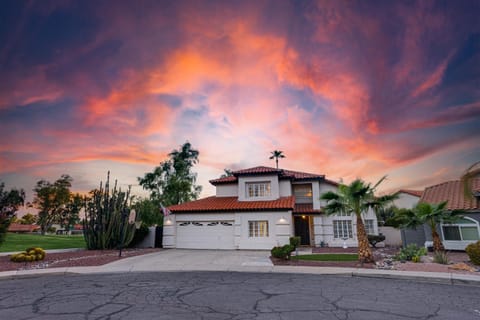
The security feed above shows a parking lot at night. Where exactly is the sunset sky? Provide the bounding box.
[1,0,480,201]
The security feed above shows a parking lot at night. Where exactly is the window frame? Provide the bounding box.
[248,220,269,237]
[333,220,353,239]
[245,181,272,198]
[441,217,480,242]
[364,219,375,235]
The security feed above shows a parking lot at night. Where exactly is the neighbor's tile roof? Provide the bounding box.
[293,203,322,214]
[168,196,295,213]
[8,223,40,232]
[210,166,326,185]
[397,189,423,197]
[420,178,480,210]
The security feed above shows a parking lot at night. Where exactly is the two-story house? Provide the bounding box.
[162,166,378,250]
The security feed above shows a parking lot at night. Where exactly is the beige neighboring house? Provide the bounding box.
[163,166,379,250]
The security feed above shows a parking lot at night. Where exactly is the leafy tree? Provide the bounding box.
[138,142,202,206]
[19,213,38,225]
[393,201,463,252]
[461,161,480,199]
[269,150,285,169]
[32,175,73,235]
[0,182,25,245]
[58,193,83,230]
[320,177,396,263]
[133,198,163,227]
[220,169,233,178]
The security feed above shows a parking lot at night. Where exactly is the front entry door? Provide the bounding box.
[294,216,310,245]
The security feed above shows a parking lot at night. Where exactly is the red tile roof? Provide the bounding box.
[293,204,322,214]
[397,189,423,197]
[168,196,295,213]
[209,166,326,185]
[421,178,480,210]
[8,223,40,233]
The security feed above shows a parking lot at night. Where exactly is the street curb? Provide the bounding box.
[1,266,479,286]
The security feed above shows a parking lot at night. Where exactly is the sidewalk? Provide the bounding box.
[1,249,479,286]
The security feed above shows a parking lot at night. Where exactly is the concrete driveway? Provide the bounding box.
[100,249,274,273]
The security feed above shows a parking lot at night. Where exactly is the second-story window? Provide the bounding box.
[293,184,313,203]
[246,182,271,198]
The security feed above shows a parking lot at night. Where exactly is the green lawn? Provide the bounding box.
[292,254,358,262]
[0,233,86,252]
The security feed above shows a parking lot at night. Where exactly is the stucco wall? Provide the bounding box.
[394,193,420,209]
[378,226,402,247]
[216,183,237,197]
[279,180,292,197]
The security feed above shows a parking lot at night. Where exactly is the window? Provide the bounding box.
[246,182,271,198]
[249,221,269,237]
[293,184,313,203]
[364,219,375,235]
[442,218,480,241]
[333,220,353,239]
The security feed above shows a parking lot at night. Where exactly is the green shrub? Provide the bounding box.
[10,247,46,263]
[47,226,56,233]
[289,236,301,249]
[271,244,295,260]
[395,244,427,261]
[367,234,386,247]
[433,251,449,264]
[466,240,480,265]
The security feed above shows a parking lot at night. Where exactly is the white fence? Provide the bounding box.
[378,226,402,247]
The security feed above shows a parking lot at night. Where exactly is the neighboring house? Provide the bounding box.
[394,189,423,209]
[7,223,40,233]
[163,166,378,250]
[402,178,480,250]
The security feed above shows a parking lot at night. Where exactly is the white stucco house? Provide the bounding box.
[163,166,379,250]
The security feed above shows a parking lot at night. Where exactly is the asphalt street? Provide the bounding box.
[1,272,480,320]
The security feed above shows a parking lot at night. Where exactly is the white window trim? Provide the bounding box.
[245,181,272,198]
[364,219,375,235]
[333,220,353,239]
[441,217,480,242]
[248,220,269,237]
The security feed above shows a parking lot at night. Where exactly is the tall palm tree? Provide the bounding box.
[320,177,396,263]
[269,150,285,169]
[394,201,463,252]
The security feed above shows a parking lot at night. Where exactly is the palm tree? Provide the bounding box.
[394,201,463,252]
[320,177,396,263]
[269,150,285,169]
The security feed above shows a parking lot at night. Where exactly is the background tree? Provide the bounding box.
[138,142,202,206]
[0,182,25,245]
[393,201,463,252]
[32,175,73,235]
[320,177,396,263]
[269,150,285,169]
[133,198,163,227]
[18,213,38,225]
[220,169,233,178]
[461,161,480,199]
[58,193,83,230]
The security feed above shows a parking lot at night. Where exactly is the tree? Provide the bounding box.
[320,177,396,263]
[461,161,480,199]
[58,193,83,230]
[269,150,285,169]
[220,169,233,178]
[0,182,25,245]
[19,213,38,225]
[138,142,202,206]
[394,201,463,252]
[133,198,163,227]
[32,175,73,235]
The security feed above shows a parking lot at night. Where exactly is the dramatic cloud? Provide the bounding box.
[1,0,479,199]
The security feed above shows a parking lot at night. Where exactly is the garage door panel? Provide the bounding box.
[176,221,234,249]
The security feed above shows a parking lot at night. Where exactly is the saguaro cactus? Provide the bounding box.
[83,172,135,250]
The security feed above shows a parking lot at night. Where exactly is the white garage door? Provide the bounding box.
[176,221,235,249]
